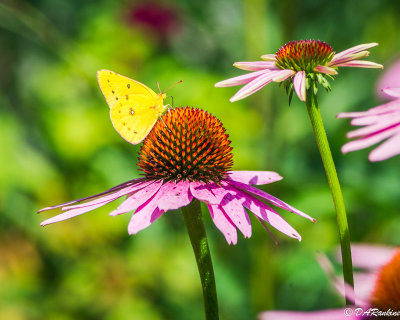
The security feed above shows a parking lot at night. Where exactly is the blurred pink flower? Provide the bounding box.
[39,107,315,244]
[338,88,400,162]
[127,2,182,44]
[215,40,383,102]
[376,58,400,100]
[259,244,400,320]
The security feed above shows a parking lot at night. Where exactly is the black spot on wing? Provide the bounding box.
[127,84,130,89]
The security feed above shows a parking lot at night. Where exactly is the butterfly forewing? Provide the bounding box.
[97,70,158,109]
[97,69,166,145]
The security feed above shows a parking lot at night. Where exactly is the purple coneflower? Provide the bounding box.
[338,87,400,162]
[259,244,400,320]
[215,40,383,102]
[39,107,315,244]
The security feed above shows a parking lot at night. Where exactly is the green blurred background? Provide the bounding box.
[1,0,400,319]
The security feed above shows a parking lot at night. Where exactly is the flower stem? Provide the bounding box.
[305,91,354,304]
[181,200,219,320]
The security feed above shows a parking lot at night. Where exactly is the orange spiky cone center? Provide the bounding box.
[138,107,233,183]
[369,250,400,319]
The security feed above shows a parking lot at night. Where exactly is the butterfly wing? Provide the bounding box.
[97,70,166,144]
[97,69,159,109]
[110,97,162,144]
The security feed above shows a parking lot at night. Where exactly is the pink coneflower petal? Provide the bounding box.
[215,70,271,87]
[63,180,154,211]
[329,51,370,66]
[230,70,282,102]
[210,185,252,237]
[189,181,219,204]
[109,180,163,216]
[333,60,383,69]
[241,194,302,240]
[353,272,378,302]
[221,194,252,238]
[259,309,354,320]
[271,69,296,82]
[228,180,316,222]
[41,201,112,226]
[346,116,400,138]
[260,54,276,61]
[332,42,378,62]
[127,194,164,234]
[234,61,277,71]
[38,178,146,213]
[157,181,193,211]
[349,244,398,270]
[383,87,400,98]
[369,134,400,161]
[317,253,369,306]
[314,65,338,75]
[341,126,400,154]
[207,204,237,245]
[293,71,306,101]
[227,171,283,185]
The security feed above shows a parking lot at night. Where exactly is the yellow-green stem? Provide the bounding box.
[305,91,354,304]
[182,200,219,320]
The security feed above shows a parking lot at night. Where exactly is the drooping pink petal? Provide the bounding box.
[346,244,397,270]
[207,183,252,238]
[383,87,400,98]
[190,181,219,204]
[341,126,400,154]
[127,194,165,234]
[332,43,378,62]
[214,70,271,88]
[63,180,154,211]
[220,182,303,240]
[227,171,283,185]
[38,178,145,213]
[109,180,163,216]
[260,54,276,61]
[227,180,315,222]
[220,192,252,238]
[333,60,383,69]
[317,253,369,307]
[230,70,282,102]
[157,181,193,211]
[207,204,237,245]
[293,71,306,101]
[234,61,277,71]
[259,309,355,320]
[369,134,400,161]
[240,193,301,240]
[314,65,338,75]
[40,200,114,226]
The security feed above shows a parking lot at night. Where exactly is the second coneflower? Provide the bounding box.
[216,40,383,103]
[215,40,384,304]
[39,107,315,319]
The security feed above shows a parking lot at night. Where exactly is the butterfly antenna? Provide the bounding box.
[162,80,183,94]
[157,81,161,93]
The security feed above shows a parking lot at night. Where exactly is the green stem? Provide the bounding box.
[181,200,219,320]
[305,91,354,304]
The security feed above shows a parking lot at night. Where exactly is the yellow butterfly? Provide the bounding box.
[97,69,167,144]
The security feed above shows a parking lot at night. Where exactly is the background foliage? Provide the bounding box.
[1,0,400,319]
